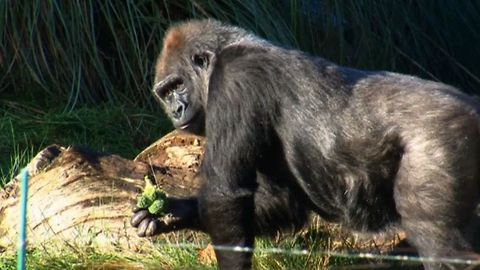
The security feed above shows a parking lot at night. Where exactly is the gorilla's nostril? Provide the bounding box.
[172,101,187,119]
[176,105,183,114]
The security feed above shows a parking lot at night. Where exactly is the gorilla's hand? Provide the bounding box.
[131,197,200,237]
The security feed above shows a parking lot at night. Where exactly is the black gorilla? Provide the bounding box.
[132,19,480,270]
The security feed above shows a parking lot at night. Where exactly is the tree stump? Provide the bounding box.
[0,131,204,252]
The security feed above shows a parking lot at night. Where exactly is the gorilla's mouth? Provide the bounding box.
[178,112,199,130]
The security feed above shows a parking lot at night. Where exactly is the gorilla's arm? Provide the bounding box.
[131,173,309,237]
[134,44,313,268]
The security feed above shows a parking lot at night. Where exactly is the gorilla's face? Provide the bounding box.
[153,20,250,136]
[153,70,206,135]
[153,28,216,136]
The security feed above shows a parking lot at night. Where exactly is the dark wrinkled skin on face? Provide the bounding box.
[152,73,206,135]
[132,19,480,270]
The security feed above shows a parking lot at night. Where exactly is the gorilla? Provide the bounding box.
[131,19,480,270]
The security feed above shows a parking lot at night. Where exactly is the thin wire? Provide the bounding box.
[152,242,480,267]
[17,168,29,270]
[11,165,480,268]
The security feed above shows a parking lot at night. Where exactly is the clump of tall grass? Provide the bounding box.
[1,1,479,109]
[0,1,165,108]
[185,1,480,93]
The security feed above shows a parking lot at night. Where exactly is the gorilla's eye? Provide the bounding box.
[192,53,209,69]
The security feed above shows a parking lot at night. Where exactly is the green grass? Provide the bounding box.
[0,102,172,186]
[0,224,420,270]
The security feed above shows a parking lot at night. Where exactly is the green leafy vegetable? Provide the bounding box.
[137,175,168,215]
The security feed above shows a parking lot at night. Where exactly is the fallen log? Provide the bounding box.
[0,131,204,252]
[0,130,405,257]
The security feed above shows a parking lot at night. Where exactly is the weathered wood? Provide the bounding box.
[0,131,204,252]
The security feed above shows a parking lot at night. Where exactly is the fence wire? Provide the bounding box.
[151,242,480,268]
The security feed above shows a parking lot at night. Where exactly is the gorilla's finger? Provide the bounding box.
[132,205,144,213]
[131,209,150,227]
[146,219,161,236]
[137,218,152,237]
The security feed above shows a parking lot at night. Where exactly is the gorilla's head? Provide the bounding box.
[152,19,251,135]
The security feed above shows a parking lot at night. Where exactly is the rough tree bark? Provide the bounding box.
[0,131,204,252]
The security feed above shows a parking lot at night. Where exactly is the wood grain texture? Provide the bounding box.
[0,131,204,252]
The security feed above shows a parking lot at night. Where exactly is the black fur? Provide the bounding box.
[132,19,480,270]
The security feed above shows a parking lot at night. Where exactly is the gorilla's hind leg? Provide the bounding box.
[394,146,480,270]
